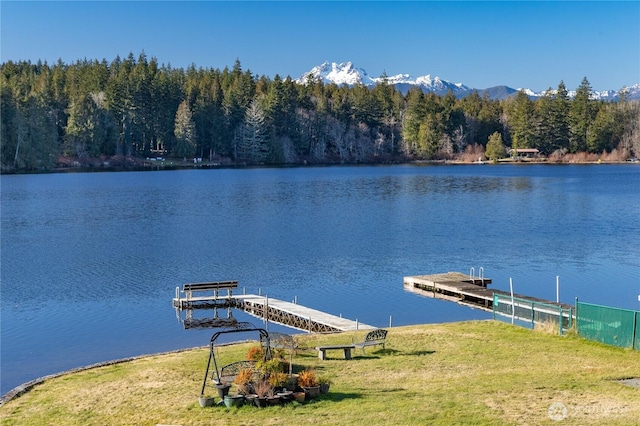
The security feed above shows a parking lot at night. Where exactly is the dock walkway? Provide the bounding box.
[404,272,574,327]
[173,287,373,333]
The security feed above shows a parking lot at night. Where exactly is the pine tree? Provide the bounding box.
[173,100,197,158]
[551,81,570,153]
[237,98,268,163]
[507,91,535,150]
[533,90,555,154]
[485,131,505,161]
[569,77,594,153]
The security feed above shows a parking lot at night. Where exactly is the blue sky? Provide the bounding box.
[1,1,638,92]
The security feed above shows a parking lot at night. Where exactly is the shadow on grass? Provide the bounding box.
[405,350,436,356]
[352,348,403,359]
[318,391,365,402]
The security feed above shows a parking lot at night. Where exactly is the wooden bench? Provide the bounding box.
[353,329,387,354]
[315,345,356,360]
[183,280,238,300]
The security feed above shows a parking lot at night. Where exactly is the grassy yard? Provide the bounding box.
[1,320,639,425]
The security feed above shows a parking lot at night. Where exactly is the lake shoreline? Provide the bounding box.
[0,339,256,405]
[2,156,637,175]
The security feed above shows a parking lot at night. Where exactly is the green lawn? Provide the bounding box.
[1,320,639,425]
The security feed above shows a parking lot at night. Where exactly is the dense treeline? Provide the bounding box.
[2,52,639,171]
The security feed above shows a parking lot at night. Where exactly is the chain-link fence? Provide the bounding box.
[576,300,639,350]
[492,294,573,335]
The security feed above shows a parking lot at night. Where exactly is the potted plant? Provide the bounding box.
[234,367,254,396]
[297,369,320,399]
[318,374,333,394]
[214,381,231,399]
[253,379,273,408]
[268,371,290,391]
[223,394,244,408]
[292,390,306,403]
[198,394,216,407]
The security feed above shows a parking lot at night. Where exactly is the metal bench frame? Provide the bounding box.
[183,280,238,300]
[353,329,387,354]
[218,360,259,385]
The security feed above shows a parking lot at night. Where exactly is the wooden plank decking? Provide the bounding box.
[404,272,495,310]
[404,272,573,316]
[173,290,373,333]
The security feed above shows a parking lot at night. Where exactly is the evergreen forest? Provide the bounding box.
[2,52,639,172]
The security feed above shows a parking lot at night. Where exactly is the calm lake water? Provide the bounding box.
[1,164,639,395]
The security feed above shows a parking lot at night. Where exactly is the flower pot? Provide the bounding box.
[198,395,216,407]
[223,394,244,408]
[293,391,306,403]
[303,385,320,399]
[244,394,258,406]
[215,383,231,399]
[254,397,268,408]
[277,390,293,403]
[319,383,330,394]
[266,395,281,405]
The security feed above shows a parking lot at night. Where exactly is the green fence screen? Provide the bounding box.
[636,312,640,350]
[576,301,639,350]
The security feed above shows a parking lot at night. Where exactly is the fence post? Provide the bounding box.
[634,311,638,351]
[558,304,563,336]
[492,294,496,320]
[569,306,573,330]
[575,297,579,336]
[531,302,535,329]
[510,278,515,324]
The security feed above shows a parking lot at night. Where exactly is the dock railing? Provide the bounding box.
[492,294,573,335]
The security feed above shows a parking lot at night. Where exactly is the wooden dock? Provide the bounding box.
[403,272,574,326]
[404,272,495,310]
[173,287,373,333]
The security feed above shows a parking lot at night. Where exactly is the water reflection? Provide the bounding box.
[1,165,638,396]
[176,306,241,330]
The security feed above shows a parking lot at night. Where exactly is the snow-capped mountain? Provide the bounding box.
[296,61,470,97]
[299,62,377,86]
[296,62,640,101]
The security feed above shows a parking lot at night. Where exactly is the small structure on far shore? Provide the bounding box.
[508,148,541,159]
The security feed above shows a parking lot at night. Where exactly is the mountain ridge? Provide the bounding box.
[295,61,640,101]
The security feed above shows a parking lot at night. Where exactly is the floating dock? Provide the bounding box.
[403,272,495,310]
[404,272,574,328]
[173,285,373,333]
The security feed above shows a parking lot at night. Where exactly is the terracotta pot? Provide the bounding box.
[293,391,306,403]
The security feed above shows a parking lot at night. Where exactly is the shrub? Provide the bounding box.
[253,379,274,399]
[297,369,318,388]
[233,367,254,395]
[268,372,289,388]
[256,358,285,376]
[246,346,264,362]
